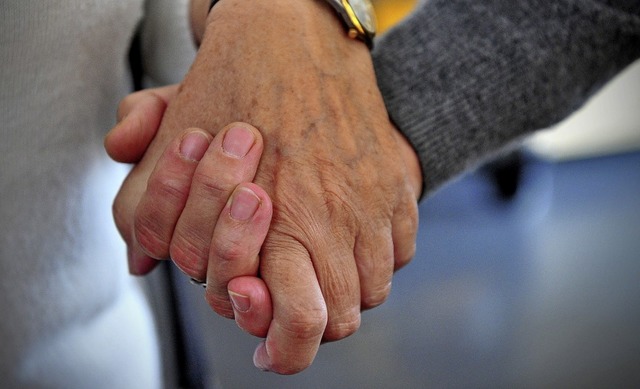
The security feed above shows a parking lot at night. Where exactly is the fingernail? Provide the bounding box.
[229,290,250,313]
[230,187,260,221]
[222,126,254,158]
[253,342,271,371]
[180,131,210,161]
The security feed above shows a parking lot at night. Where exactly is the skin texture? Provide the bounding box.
[111,0,422,374]
[107,92,275,337]
[107,85,177,275]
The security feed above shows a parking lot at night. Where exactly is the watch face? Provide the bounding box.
[349,0,377,34]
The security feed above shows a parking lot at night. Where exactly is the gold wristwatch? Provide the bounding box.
[209,0,377,48]
[323,0,377,47]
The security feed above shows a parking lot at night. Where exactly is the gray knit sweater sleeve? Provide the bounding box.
[372,0,640,197]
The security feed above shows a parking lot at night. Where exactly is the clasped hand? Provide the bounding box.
[105,0,421,374]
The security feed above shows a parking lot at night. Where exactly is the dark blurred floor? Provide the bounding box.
[173,150,640,389]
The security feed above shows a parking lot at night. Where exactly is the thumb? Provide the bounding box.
[105,85,178,163]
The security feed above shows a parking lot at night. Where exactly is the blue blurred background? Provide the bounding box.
[149,2,640,387]
[170,147,638,388]
[166,75,640,388]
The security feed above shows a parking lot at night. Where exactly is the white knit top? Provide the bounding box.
[0,1,195,387]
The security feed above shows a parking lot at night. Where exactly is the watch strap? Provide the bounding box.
[209,0,374,48]
[323,0,375,48]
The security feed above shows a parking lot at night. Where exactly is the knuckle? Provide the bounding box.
[192,170,232,200]
[399,191,419,231]
[169,235,208,278]
[395,242,416,270]
[406,201,419,233]
[134,214,169,259]
[361,282,392,310]
[147,173,191,204]
[323,312,361,342]
[271,362,312,376]
[278,308,327,342]
[211,236,250,263]
[393,195,419,270]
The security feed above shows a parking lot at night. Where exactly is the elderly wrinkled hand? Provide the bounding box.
[107,0,422,375]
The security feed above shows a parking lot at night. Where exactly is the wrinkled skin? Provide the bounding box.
[111,0,421,374]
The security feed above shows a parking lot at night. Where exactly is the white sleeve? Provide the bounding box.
[140,0,198,86]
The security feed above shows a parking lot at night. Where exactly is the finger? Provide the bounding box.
[354,224,395,310]
[227,276,273,338]
[252,235,327,375]
[112,168,159,275]
[134,129,213,259]
[311,235,362,342]
[391,190,419,271]
[116,84,177,122]
[105,85,179,163]
[205,183,272,318]
[170,123,264,280]
[128,242,159,276]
